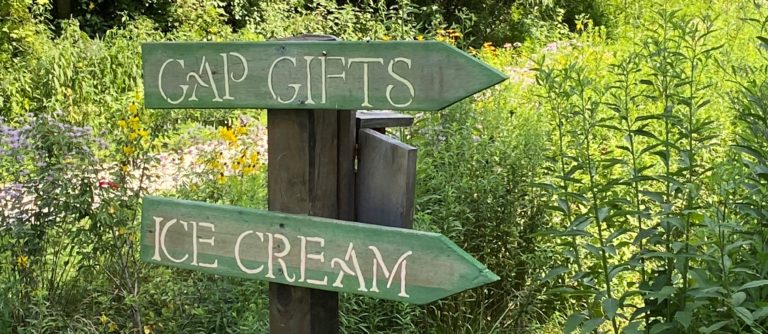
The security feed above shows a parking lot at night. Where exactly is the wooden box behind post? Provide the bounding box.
[355,111,416,229]
[267,36,356,334]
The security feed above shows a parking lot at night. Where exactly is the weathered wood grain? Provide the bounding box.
[337,110,356,222]
[355,129,417,229]
[141,41,507,111]
[139,196,500,305]
[267,108,339,333]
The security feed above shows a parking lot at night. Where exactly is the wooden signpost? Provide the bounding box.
[141,196,499,304]
[140,37,507,333]
[141,41,506,111]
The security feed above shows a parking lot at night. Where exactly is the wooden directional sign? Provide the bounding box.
[140,196,499,304]
[141,41,507,111]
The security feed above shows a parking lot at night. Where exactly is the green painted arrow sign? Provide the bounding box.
[141,41,507,111]
[140,196,499,304]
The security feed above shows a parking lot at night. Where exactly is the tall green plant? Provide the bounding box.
[536,57,638,333]
[637,10,684,327]
[603,53,659,331]
[534,58,585,275]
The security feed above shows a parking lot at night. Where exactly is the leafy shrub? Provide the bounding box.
[531,3,768,333]
[0,113,106,331]
[409,81,553,332]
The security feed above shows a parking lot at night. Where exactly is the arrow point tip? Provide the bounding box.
[481,269,501,284]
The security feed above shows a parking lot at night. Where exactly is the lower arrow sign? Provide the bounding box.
[140,196,499,304]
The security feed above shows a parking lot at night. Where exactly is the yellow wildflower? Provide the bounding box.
[415,35,424,41]
[117,120,127,128]
[217,173,226,184]
[16,255,28,269]
[117,227,127,236]
[381,35,391,41]
[144,324,155,334]
[235,125,247,135]
[249,152,260,166]
[108,322,117,332]
[242,165,255,175]
[121,165,130,173]
[99,314,108,325]
[219,127,238,146]
[88,2,95,11]
[128,103,138,114]
[449,31,463,39]
[129,116,140,130]
[129,132,138,140]
[208,160,223,171]
[133,91,142,102]
[122,146,135,156]
[138,129,149,138]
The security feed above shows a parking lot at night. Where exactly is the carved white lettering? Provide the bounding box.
[159,218,189,263]
[322,56,346,104]
[348,58,384,107]
[330,243,367,292]
[266,233,295,282]
[304,56,316,104]
[268,56,301,103]
[152,216,164,261]
[192,222,218,268]
[235,230,265,274]
[369,246,412,297]
[298,236,327,286]
[228,52,248,83]
[158,59,188,104]
[185,57,223,102]
[386,58,415,107]
[217,52,249,100]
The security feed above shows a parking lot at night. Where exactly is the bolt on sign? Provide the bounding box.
[141,197,499,304]
[141,41,507,111]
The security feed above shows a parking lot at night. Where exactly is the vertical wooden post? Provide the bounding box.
[267,110,354,333]
[267,34,350,334]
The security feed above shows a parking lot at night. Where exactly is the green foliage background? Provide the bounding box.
[2,0,768,333]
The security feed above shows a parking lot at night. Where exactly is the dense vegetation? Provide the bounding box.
[2,0,768,333]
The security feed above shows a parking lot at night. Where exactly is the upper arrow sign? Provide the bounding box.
[140,196,499,304]
[141,41,507,111]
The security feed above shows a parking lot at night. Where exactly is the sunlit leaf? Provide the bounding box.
[580,318,604,334]
[564,312,588,334]
[602,297,620,320]
[738,280,768,291]
[675,310,692,329]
